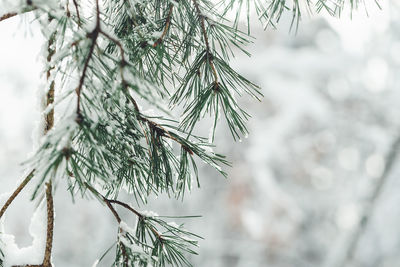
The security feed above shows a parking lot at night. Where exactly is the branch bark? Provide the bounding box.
[192,0,219,85]
[75,0,101,120]
[0,6,37,23]
[43,182,54,267]
[0,13,17,22]
[153,4,174,48]
[0,170,35,219]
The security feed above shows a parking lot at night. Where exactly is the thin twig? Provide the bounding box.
[75,16,100,119]
[108,199,142,218]
[0,13,17,22]
[0,170,35,219]
[99,30,126,66]
[84,182,129,266]
[99,29,194,154]
[153,4,174,48]
[0,6,37,23]
[72,0,81,26]
[192,0,218,84]
[85,182,164,240]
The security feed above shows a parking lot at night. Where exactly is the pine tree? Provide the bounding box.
[0,0,371,266]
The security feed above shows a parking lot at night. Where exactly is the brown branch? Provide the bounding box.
[75,30,99,120]
[97,21,192,155]
[83,4,192,157]
[84,182,164,242]
[0,6,37,23]
[75,0,101,120]
[45,30,56,134]
[0,170,35,219]
[43,182,54,267]
[153,4,174,48]
[191,0,218,84]
[84,182,128,265]
[72,0,81,26]
[108,199,143,218]
[0,12,17,22]
[99,30,126,66]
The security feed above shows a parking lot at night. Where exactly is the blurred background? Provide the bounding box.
[1,0,400,266]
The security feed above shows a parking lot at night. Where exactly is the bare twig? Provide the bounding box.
[0,6,37,23]
[84,182,129,266]
[0,12,17,22]
[0,170,35,219]
[84,182,164,241]
[108,199,142,218]
[72,0,81,26]
[153,4,174,48]
[99,30,126,66]
[192,0,218,84]
[99,29,194,154]
[75,0,101,119]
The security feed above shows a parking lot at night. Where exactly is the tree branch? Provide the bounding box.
[108,199,142,218]
[192,0,218,85]
[84,182,128,266]
[43,182,54,267]
[99,29,194,155]
[0,13,17,22]
[0,6,37,23]
[75,18,100,120]
[72,0,81,26]
[0,170,35,219]
[84,182,164,241]
[153,4,174,48]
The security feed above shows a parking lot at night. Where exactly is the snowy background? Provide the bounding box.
[2,1,400,266]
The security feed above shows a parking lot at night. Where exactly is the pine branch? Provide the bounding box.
[75,31,99,120]
[75,0,100,120]
[108,199,143,218]
[98,26,195,155]
[85,182,164,240]
[153,4,174,48]
[84,183,132,266]
[192,0,219,84]
[2,1,370,265]
[72,0,81,26]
